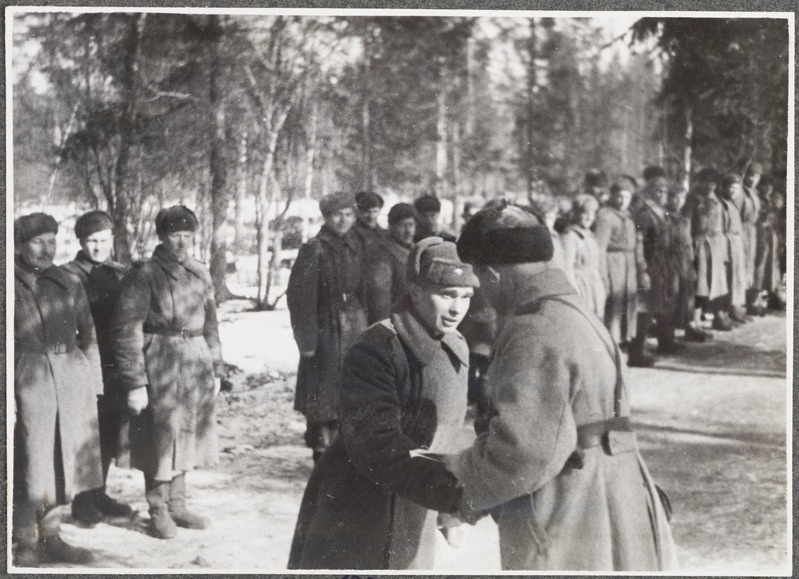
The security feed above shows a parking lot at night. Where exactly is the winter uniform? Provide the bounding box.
[364,236,412,324]
[561,224,607,317]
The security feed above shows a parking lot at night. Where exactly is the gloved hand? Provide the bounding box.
[127,387,149,416]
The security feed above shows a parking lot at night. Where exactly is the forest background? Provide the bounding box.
[10,11,790,307]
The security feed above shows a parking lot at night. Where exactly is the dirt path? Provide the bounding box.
[47,306,788,573]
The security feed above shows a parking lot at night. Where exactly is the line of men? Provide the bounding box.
[12,206,224,567]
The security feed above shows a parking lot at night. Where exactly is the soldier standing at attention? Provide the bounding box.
[63,210,134,524]
[112,205,224,539]
[287,192,368,462]
[13,213,103,566]
[352,190,387,250]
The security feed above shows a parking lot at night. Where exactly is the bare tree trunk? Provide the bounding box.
[207,14,231,302]
[234,131,248,249]
[302,98,318,243]
[361,26,373,192]
[683,106,693,191]
[525,18,538,199]
[255,124,284,308]
[435,56,447,198]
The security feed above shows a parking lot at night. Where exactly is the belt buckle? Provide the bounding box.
[53,343,68,354]
[180,328,191,339]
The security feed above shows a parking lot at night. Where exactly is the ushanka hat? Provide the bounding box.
[408,237,479,288]
[355,191,384,211]
[722,173,742,188]
[319,192,356,217]
[15,213,59,245]
[75,210,114,239]
[414,194,442,213]
[457,199,554,265]
[388,202,418,224]
[155,205,199,235]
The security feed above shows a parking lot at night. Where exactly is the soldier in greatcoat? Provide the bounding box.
[287,192,368,462]
[414,194,457,242]
[754,176,784,308]
[449,201,676,571]
[62,211,133,524]
[718,173,749,325]
[681,168,733,331]
[594,179,647,346]
[288,238,479,570]
[364,202,417,324]
[13,213,103,566]
[111,205,224,539]
[561,194,607,318]
[733,163,763,313]
[352,191,388,251]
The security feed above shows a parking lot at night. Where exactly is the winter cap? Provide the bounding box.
[695,167,720,183]
[722,173,742,188]
[75,210,114,239]
[15,212,59,245]
[355,191,384,211]
[408,237,479,288]
[388,202,418,225]
[414,194,442,213]
[457,199,554,265]
[611,177,638,195]
[319,192,356,217]
[745,162,763,176]
[155,205,199,235]
[573,193,600,214]
[584,168,609,189]
[643,165,666,181]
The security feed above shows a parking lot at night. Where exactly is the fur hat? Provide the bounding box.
[695,167,720,183]
[75,210,114,239]
[612,176,638,194]
[319,192,356,217]
[388,203,418,225]
[722,173,742,188]
[745,162,764,176]
[155,205,199,235]
[643,165,666,182]
[355,191,384,211]
[414,194,442,213]
[15,212,59,245]
[457,199,554,265]
[584,168,609,189]
[407,237,479,288]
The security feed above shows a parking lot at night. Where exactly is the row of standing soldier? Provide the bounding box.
[13,206,223,567]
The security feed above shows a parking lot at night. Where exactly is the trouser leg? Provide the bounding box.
[145,473,177,539]
[628,313,655,367]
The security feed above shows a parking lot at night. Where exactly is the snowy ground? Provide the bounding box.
[37,303,789,574]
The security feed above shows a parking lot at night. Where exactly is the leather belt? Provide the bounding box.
[576,416,631,449]
[15,341,75,354]
[606,247,633,253]
[143,326,204,338]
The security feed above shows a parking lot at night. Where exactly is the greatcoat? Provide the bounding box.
[111,245,223,479]
[594,206,646,342]
[449,269,677,571]
[732,186,761,289]
[14,261,104,504]
[719,197,748,308]
[681,191,728,300]
[63,251,131,466]
[288,300,468,570]
[754,196,782,293]
[287,225,368,424]
[561,225,607,317]
[364,237,412,324]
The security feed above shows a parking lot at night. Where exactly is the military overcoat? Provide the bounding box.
[111,244,223,479]
[681,192,728,300]
[364,237,411,324]
[14,261,104,503]
[720,197,748,307]
[634,200,684,316]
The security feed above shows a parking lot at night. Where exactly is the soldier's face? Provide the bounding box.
[325,208,356,236]
[389,217,416,247]
[80,228,114,264]
[610,189,632,212]
[18,232,56,271]
[579,208,597,229]
[744,172,761,189]
[358,207,381,229]
[411,283,473,337]
[418,211,440,233]
[161,231,194,262]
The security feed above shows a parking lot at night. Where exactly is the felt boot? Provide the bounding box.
[168,474,209,529]
[145,476,177,539]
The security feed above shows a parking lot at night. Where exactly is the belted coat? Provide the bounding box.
[732,186,761,289]
[754,196,782,293]
[14,261,104,504]
[364,237,412,324]
[287,225,368,424]
[448,269,677,571]
[111,245,223,479]
[720,196,748,307]
[634,200,684,317]
[561,225,607,317]
[288,302,469,570]
[681,191,728,300]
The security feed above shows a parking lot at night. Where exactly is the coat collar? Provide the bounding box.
[318,224,360,252]
[641,198,666,221]
[152,244,205,280]
[72,251,127,274]
[391,299,469,367]
[511,268,577,313]
[15,259,71,291]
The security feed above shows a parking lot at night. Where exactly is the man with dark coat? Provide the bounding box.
[13,213,103,566]
[287,192,368,461]
[352,190,388,250]
[288,237,479,570]
[583,168,610,207]
[62,210,133,524]
[364,202,417,323]
[414,194,457,242]
[111,205,224,539]
[753,176,783,308]
[449,200,677,571]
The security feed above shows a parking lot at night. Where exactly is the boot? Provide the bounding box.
[685,323,713,342]
[38,535,94,564]
[71,489,103,525]
[92,488,133,518]
[145,476,177,539]
[730,306,750,324]
[628,315,655,367]
[168,474,209,529]
[712,311,733,331]
[656,317,684,354]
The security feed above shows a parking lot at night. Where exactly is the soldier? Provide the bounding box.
[561,194,607,317]
[594,179,647,346]
[583,168,610,207]
[413,194,457,242]
[682,168,732,331]
[364,202,417,324]
[352,191,387,250]
[449,201,677,571]
[13,213,103,566]
[287,192,368,462]
[111,205,224,539]
[733,163,763,314]
[718,173,749,325]
[754,176,783,309]
[62,211,133,524]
